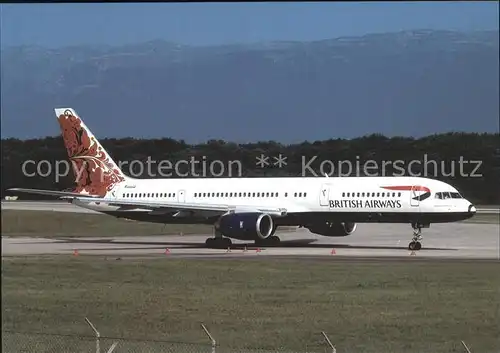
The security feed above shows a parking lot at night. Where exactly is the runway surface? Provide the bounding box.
[2,223,499,260]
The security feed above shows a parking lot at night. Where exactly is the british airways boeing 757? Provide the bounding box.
[8,108,477,251]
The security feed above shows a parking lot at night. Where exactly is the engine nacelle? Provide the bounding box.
[219,212,274,241]
[306,222,357,237]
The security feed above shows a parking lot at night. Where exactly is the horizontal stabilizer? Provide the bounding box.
[7,188,100,199]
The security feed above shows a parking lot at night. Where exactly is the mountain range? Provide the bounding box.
[1,29,498,143]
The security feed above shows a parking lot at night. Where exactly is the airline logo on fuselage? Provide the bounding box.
[381,185,431,201]
[329,199,402,209]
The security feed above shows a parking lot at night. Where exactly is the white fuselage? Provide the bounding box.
[76,176,475,221]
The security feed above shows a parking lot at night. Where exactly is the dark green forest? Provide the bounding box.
[2,133,499,204]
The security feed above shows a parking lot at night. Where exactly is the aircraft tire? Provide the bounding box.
[408,241,422,251]
[255,235,280,246]
[206,237,232,249]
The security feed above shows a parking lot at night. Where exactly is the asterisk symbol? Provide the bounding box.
[256,154,270,168]
[273,154,287,168]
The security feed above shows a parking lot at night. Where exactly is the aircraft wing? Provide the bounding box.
[74,196,288,217]
[7,188,100,199]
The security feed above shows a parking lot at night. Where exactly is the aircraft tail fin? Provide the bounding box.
[54,108,129,197]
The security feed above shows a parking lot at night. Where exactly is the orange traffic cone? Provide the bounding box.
[330,248,336,255]
[164,248,170,255]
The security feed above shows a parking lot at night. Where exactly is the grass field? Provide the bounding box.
[1,209,497,238]
[2,256,499,353]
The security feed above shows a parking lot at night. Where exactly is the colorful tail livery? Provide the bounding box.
[56,108,127,197]
[9,108,128,199]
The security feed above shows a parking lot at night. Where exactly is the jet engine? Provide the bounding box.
[219,212,274,240]
[306,222,357,237]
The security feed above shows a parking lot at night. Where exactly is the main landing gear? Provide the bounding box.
[205,227,232,249]
[204,225,281,248]
[255,235,281,246]
[205,237,232,248]
[408,223,424,251]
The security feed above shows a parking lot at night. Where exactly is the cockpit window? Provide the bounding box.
[435,191,462,199]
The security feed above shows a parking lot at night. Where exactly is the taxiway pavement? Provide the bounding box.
[2,223,499,260]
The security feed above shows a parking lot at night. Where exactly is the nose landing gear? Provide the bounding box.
[408,223,425,251]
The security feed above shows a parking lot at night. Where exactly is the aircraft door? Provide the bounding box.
[319,184,330,206]
[410,186,420,207]
[177,190,186,203]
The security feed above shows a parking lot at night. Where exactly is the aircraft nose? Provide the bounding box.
[468,204,476,213]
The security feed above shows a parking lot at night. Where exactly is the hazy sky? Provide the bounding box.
[1,2,498,48]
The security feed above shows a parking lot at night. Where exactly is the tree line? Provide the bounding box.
[2,132,499,204]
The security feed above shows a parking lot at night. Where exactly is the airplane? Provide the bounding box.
[8,108,477,251]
